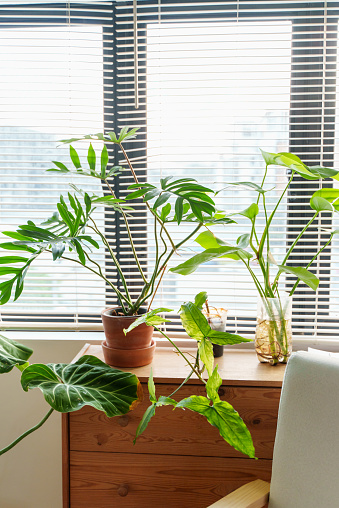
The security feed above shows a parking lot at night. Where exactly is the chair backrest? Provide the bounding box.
[269,351,339,508]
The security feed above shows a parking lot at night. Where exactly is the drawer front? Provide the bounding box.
[69,384,280,459]
[70,451,272,508]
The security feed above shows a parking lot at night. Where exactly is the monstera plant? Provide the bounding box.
[0,335,141,455]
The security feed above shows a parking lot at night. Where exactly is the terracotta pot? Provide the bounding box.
[102,339,156,368]
[101,307,154,350]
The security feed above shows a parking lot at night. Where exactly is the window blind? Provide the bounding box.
[114,0,339,341]
[2,0,339,341]
[0,1,115,329]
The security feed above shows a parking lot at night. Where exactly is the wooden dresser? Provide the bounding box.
[63,345,285,508]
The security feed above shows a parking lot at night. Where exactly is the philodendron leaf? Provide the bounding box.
[194,291,208,309]
[198,338,214,376]
[236,234,250,249]
[21,355,142,416]
[180,302,250,347]
[195,231,226,249]
[170,246,251,276]
[310,196,334,213]
[278,265,319,291]
[0,335,33,373]
[208,329,252,345]
[134,404,156,444]
[123,308,173,335]
[148,368,156,403]
[176,395,255,458]
[217,181,271,195]
[180,302,211,340]
[206,366,223,403]
[312,188,339,211]
[239,203,259,220]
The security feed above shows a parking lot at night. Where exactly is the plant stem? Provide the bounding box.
[258,171,295,261]
[153,326,206,384]
[271,211,319,292]
[147,264,167,311]
[119,143,176,251]
[88,218,131,305]
[54,251,130,311]
[105,179,147,284]
[0,408,54,456]
[289,234,333,296]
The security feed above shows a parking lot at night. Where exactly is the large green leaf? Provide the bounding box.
[278,265,319,291]
[0,335,33,373]
[195,231,226,249]
[170,246,251,276]
[180,302,211,340]
[123,308,173,335]
[180,302,250,346]
[239,203,259,220]
[21,355,142,416]
[194,291,208,309]
[310,196,334,213]
[176,395,255,458]
[312,188,339,212]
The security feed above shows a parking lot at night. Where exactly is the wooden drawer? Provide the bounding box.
[69,383,280,459]
[70,451,272,508]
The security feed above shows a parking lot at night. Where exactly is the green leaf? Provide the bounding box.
[217,181,271,195]
[133,404,156,444]
[101,145,109,178]
[0,335,33,374]
[144,188,161,201]
[175,197,184,224]
[123,308,173,335]
[176,396,255,458]
[208,329,251,345]
[0,242,36,253]
[160,203,171,222]
[87,143,96,172]
[21,355,142,416]
[239,203,259,220]
[70,145,81,169]
[198,338,214,375]
[206,366,222,403]
[312,188,339,211]
[278,265,319,291]
[194,291,208,310]
[180,302,210,340]
[170,246,251,276]
[126,188,149,200]
[160,176,174,189]
[72,239,86,265]
[49,161,70,173]
[0,280,14,305]
[195,231,226,250]
[148,368,156,403]
[310,196,334,213]
[236,234,250,249]
[153,192,171,209]
[308,165,339,179]
[0,256,28,264]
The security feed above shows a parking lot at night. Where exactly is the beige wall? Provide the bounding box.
[0,334,101,508]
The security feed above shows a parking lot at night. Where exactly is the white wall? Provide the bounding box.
[0,333,102,508]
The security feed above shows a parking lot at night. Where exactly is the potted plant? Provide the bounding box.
[0,128,234,367]
[170,150,339,365]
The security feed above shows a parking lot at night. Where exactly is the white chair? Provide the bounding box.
[208,351,339,507]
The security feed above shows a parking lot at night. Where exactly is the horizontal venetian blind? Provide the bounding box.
[115,0,339,340]
[0,1,114,329]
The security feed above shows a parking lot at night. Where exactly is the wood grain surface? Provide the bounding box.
[78,345,286,386]
[70,451,272,508]
[69,383,280,459]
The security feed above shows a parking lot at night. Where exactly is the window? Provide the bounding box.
[1,0,339,343]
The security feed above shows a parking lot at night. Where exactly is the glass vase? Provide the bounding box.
[255,293,292,365]
[204,308,228,358]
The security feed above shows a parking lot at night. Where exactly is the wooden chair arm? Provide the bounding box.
[207,479,270,508]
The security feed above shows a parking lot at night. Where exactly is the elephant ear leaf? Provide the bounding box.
[0,335,33,373]
[21,355,142,417]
